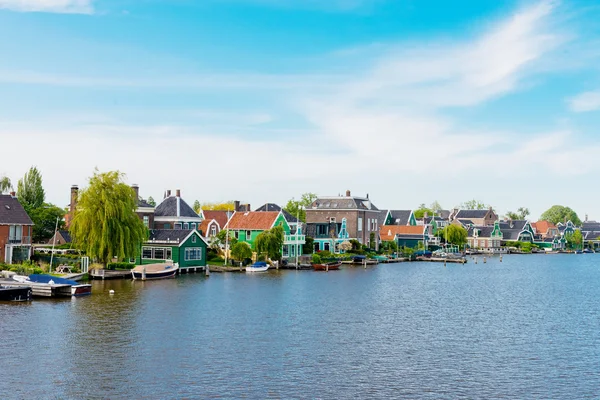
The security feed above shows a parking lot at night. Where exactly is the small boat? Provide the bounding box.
[583,248,595,254]
[313,261,341,271]
[132,262,179,280]
[0,285,32,302]
[27,274,92,296]
[246,261,269,273]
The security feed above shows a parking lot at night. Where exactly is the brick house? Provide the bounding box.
[0,193,34,263]
[305,190,381,252]
[451,207,498,226]
[153,190,202,230]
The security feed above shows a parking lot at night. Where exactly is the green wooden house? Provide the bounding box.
[224,211,305,259]
[136,229,208,271]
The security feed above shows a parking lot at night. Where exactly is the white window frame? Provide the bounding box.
[358,217,363,232]
[246,230,252,239]
[143,215,149,228]
[183,223,189,230]
[174,223,182,230]
[185,247,203,261]
[211,226,217,236]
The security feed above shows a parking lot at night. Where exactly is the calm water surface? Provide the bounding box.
[1,254,600,399]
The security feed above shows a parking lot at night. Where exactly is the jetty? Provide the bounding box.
[0,280,72,297]
[90,269,132,280]
[417,257,467,264]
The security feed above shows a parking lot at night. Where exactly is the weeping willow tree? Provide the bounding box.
[0,176,12,193]
[254,225,284,261]
[70,170,147,265]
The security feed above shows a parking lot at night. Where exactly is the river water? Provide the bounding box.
[1,254,600,399]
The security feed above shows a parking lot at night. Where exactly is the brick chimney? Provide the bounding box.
[176,189,181,197]
[234,200,240,212]
[131,184,139,199]
[166,190,171,198]
[9,191,16,197]
[346,190,351,197]
[67,185,78,228]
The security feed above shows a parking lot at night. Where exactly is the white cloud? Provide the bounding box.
[568,91,600,112]
[0,0,93,14]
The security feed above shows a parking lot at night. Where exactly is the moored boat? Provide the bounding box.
[313,261,341,271]
[246,261,269,273]
[132,262,179,280]
[0,285,32,302]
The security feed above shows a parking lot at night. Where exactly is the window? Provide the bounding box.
[183,223,189,230]
[192,235,197,243]
[154,248,165,260]
[174,223,182,230]
[164,223,171,229]
[317,225,328,236]
[324,242,330,251]
[358,217,363,232]
[367,218,371,231]
[211,226,217,236]
[191,223,197,230]
[234,231,239,239]
[185,247,203,261]
[142,247,153,259]
[143,216,149,228]
[246,230,252,239]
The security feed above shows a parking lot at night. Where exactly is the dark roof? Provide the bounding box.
[310,196,379,211]
[438,210,451,220]
[137,198,154,208]
[582,222,600,231]
[424,216,445,224]
[455,210,489,219]
[457,219,474,226]
[155,196,199,218]
[304,223,317,238]
[148,229,196,242]
[499,220,527,231]
[58,230,72,243]
[388,210,412,225]
[468,226,495,238]
[0,195,34,225]
[256,203,299,223]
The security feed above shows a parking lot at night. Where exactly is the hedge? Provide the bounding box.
[106,262,135,270]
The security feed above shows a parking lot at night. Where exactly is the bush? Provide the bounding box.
[312,254,322,264]
[106,262,135,270]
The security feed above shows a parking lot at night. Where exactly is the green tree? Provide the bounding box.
[506,207,530,220]
[0,175,12,193]
[441,225,468,246]
[193,200,201,214]
[284,192,318,223]
[414,204,434,219]
[230,241,252,262]
[216,229,237,248]
[540,205,582,226]
[254,225,285,261]
[70,170,147,265]
[460,200,488,210]
[380,240,398,255]
[201,201,236,211]
[566,230,583,250]
[430,200,443,214]
[17,166,45,209]
[147,196,156,207]
[28,203,66,243]
[303,236,314,255]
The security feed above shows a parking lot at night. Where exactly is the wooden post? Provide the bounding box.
[483,257,487,264]
[475,257,478,264]
[500,255,503,262]
[205,266,210,277]
[326,264,329,272]
[142,267,146,281]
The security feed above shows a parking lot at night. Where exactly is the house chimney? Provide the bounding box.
[166,190,172,197]
[234,200,240,212]
[424,212,429,219]
[70,185,78,212]
[9,191,16,197]
[176,189,181,197]
[131,184,139,199]
[346,190,351,197]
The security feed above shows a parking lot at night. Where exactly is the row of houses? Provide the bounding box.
[1,186,595,265]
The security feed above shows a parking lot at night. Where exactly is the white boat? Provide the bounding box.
[132,262,179,280]
[246,261,269,273]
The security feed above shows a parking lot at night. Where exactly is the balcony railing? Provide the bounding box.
[8,236,31,244]
[285,234,306,243]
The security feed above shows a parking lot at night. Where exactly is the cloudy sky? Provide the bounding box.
[1,0,599,219]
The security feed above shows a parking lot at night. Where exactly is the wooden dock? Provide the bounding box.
[418,257,467,264]
[0,280,72,297]
[90,269,132,280]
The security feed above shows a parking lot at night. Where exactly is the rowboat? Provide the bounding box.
[0,285,32,302]
[313,261,341,271]
[132,262,179,280]
[246,261,269,273]
[27,274,92,296]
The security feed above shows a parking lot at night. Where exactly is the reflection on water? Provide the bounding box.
[2,256,600,398]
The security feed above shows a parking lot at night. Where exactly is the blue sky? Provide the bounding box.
[1,0,600,219]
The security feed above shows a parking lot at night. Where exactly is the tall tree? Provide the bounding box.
[441,225,468,246]
[284,193,317,223]
[566,230,583,250]
[193,200,201,214]
[0,176,12,193]
[254,225,285,261]
[230,242,252,262]
[28,204,66,243]
[540,205,581,226]
[17,166,45,209]
[506,207,530,220]
[460,200,488,210]
[414,204,434,219]
[146,196,156,207]
[70,170,147,265]
[430,200,443,214]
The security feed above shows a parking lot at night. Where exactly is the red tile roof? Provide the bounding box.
[380,225,424,241]
[533,220,557,235]
[201,210,230,229]
[225,211,280,230]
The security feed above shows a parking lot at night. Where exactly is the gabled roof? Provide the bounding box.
[467,225,495,238]
[533,220,557,234]
[455,210,489,219]
[147,229,207,245]
[201,210,231,229]
[388,210,413,225]
[58,230,72,243]
[0,195,34,225]
[256,203,299,223]
[137,198,154,209]
[380,225,424,241]
[155,196,199,219]
[225,211,281,230]
[310,196,379,211]
[438,210,451,220]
